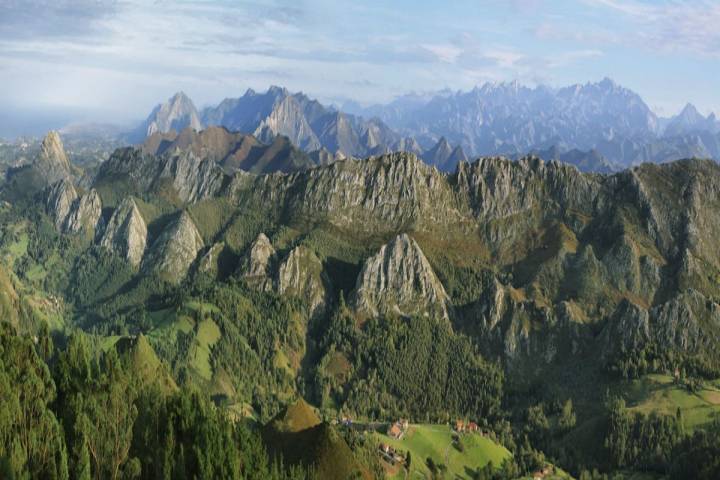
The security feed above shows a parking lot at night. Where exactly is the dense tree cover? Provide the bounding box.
[315,303,504,423]
[604,395,682,472]
[0,323,68,479]
[608,342,720,380]
[668,421,720,480]
[188,278,308,420]
[0,323,304,480]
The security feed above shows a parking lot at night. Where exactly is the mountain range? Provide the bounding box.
[127,79,720,175]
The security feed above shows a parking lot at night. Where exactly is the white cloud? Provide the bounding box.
[420,44,463,63]
[584,0,720,57]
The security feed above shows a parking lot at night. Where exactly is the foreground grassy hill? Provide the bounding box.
[263,399,372,479]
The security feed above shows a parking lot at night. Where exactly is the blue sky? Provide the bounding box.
[1,0,719,125]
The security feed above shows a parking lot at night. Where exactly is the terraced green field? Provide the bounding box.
[372,424,511,479]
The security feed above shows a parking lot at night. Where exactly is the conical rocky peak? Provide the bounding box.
[239,233,276,291]
[143,211,204,283]
[100,197,148,268]
[35,131,72,184]
[351,233,449,319]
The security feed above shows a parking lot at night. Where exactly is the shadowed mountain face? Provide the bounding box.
[142,126,314,174]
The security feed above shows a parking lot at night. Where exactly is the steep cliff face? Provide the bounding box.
[351,233,449,319]
[99,197,148,268]
[142,211,204,283]
[277,246,332,317]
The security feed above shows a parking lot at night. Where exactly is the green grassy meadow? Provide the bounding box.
[372,424,511,479]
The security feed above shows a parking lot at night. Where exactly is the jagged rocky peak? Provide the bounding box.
[100,197,148,268]
[45,179,78,230]
[238,233,276,291]
[351,233,450,319]
[277,245,332,317]
[145,91,203,137]
[64,189,103,235]
[35,131,72,184]
[142,211,204,283]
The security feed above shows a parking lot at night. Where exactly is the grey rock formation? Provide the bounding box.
[351,233,449,319]
[142,211,204,283]
[238,233,276,291]
[277,245,332,317]
[100,197,148,268]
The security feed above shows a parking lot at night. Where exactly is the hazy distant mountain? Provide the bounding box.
[663,103,719,137]
[356,79,660,161]
[128,92,202,143]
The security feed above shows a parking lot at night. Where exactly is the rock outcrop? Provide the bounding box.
[238,233,276,291]
[351,233,449,319]
[99,197,148,268]
[143,212,204,282]
[277,246,332,317]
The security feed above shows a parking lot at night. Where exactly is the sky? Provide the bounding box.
[1,0,719,131]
